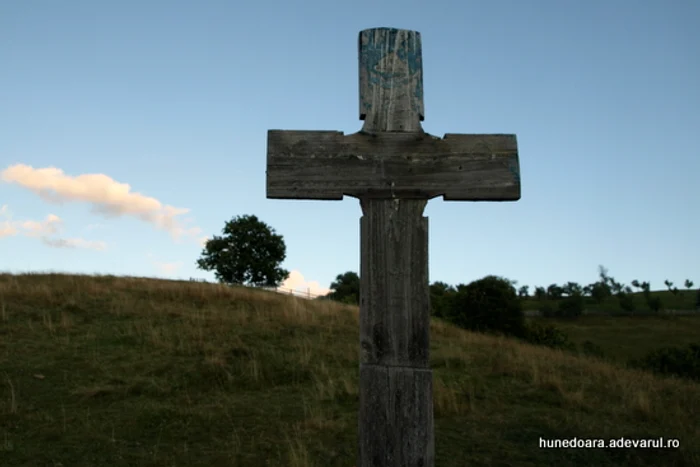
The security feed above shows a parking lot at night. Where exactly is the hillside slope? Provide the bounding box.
[1,273,699,466]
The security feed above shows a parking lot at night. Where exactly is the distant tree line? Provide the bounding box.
[324,264,698,318]
[192,215,698,316]
[521,266,696,318]
[192,215,699,318]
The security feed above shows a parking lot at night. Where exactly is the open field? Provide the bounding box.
[543,315,700,364]
[1,273,699,466]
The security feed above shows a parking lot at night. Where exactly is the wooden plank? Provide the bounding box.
[356,29,436,467]
[359,28,424,132]
[358,365,435,467]
[359,198,430,367]
[358,197,433,466]
[267,130,520,200]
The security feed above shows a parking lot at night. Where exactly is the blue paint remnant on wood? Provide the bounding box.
[360,28,422,92]
[508,160,520,183]
[359,28,424,118]
[396,35,424,103]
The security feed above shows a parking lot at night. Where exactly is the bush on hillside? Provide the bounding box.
[539,302,556,318]
[646,296,663,313]
[446,275,526,339]
[557,295,584,318]
[523,321,575,351]
[430,281,457,318]
[589,281,612,305]
[327,271,360,305]
[628,343,700,382]
[618,293,636,313]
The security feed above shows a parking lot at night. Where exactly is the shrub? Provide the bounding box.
[628,343,700,382]
[558,295,584,318]
[589,281,611,305]
[430,282,456,318]
[447,275,526,339]
[618,293,636,313]
[646,296,663,313]
[523,321,575,351]
[328,271,360,305]
[539,302,556,318]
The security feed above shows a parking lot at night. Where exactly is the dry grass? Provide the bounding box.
[1,271,699,466]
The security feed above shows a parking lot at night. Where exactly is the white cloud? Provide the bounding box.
[0,223,18,238]
[42,237,107,251]
[19,214,61,237]
[281,270,331,297]
[1,164,202,242]
[0,207,105,251]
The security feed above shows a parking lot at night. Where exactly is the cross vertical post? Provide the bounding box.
[266,27,521,467]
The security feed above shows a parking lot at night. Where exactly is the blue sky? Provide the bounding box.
[1,0,698,296]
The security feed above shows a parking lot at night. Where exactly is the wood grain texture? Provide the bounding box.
[359,199,429,367]
[267,130,520,201]
[358,365,435,467]
[359,28,424,132]
[358,198,433,466]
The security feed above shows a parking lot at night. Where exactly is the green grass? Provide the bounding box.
[1,272,699,466]
[542,315,700,364]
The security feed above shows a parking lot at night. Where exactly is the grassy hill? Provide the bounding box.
[1,273,699,466]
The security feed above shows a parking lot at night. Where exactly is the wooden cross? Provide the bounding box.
[266,27,520,467]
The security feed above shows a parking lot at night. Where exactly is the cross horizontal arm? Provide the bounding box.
[267,130,520,201]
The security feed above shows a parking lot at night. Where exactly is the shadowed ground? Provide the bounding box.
[1,272,699,466]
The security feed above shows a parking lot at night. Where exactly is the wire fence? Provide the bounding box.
[188,278,327,300]
[261,285,327,299]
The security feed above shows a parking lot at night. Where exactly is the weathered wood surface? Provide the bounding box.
[359,28,424,132]
[358,197,433,466]
[265,27,522,467]
[267,131,520,200]
[359,365,434,466]
[359,198,429,367]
